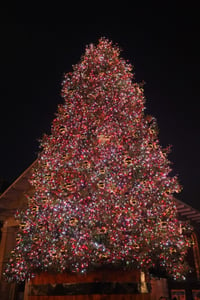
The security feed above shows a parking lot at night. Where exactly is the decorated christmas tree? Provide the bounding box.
[5,38,191,282]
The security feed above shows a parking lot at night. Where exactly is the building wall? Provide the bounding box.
[167,230,200,300]
[0,217,20,300]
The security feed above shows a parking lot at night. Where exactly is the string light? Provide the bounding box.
[4,38,192,282]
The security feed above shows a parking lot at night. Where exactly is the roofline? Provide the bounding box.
[0,159,37,200]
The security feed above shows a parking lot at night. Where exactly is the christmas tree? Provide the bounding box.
[5,38,191,282]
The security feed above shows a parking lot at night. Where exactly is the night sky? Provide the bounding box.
[0,22,200,210]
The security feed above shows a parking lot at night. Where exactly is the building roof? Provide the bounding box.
[0,160,36,220]
[0,160,200,224]
[176,198,200,225]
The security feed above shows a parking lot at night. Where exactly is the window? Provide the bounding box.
[192,290,200,300]
[171,289,186,300]
[192,233,200,280]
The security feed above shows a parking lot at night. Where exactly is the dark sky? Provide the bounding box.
[0,22,200,210]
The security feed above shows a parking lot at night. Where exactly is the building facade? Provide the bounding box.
[0,161,200,300]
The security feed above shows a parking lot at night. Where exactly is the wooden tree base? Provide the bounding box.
[28,269,151,300]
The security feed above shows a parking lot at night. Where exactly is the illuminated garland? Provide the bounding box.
[4,38,192,282]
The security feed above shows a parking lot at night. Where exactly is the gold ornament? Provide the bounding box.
[63,111,68,118]
[97,181,105,189]
[99,253,108,259]
[69,217,78,226]
[190,240,195,246]
[38,223,43,230]
[160,151,166,159]
[130,197,137,205]
[179,223,182,234]
[89,93,98,99]
[101,227,107,234]
[41,195,48,203]
[20,222,26,229]
[136,86,143,94]
[132,243,140,250]
[59,126,66,134]
[149,142,158,149]
[99,167,105,174]
[133,131,139,138]
[83,161,91,169]
[97,227,107,234]
[124,156,132,166]
[149,128,156,135]
[65,182,75,192]
[170,248,177,254]
[44,174,52,183]
[16,236,20,242]
[98,135,110,144]
[32,205,39,212]
[79,134,86,139]
[52,252,58,258]
[160,221,167,228]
